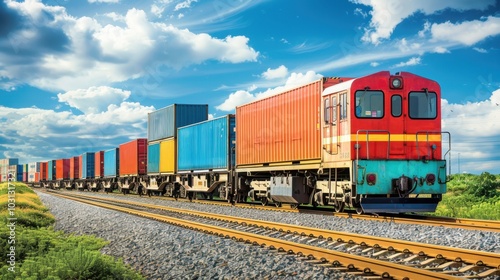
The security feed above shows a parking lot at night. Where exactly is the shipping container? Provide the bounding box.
[28,162,38,173]
[147,143,160,174]
[147,104,208,142]
[28,172,38,182]
[236,79,324,166]
[22,164,28,173]
[69,156,80,179]
[104,148,119,177]
[78,155,83,179]
[94,151,104,178]
[159,138,176,174]
[56,159,70,180]
[81,152,95,179]
[40,162,48,181]
[178,115,235,171]
[0,158,19,167]
[119,139,147,176]
[23,172,27,182]
[48,160,56,180]
[35,172,40,182]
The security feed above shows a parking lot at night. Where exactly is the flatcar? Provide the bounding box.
[36,70,450,214]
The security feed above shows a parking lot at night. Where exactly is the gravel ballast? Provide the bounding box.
[36,190,500,279]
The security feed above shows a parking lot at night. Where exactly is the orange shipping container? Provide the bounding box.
[56,159,70,180]
[94,151,104,178]
[70,156,80,179]
[119,139,147,176]
[236,78,346,166]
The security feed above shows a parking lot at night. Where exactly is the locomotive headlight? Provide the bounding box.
[390,77,403,89]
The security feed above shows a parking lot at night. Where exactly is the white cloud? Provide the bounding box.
[174,0,197,11]
[433,46,449,53]
[216,71,322,111]
[392,57,421,67]
[473,47,488,53]
[370,62,379,67]
[0,3,259,91]
[430,16,500,46]
[442,89,500,173]
[57,86,131,114]
[350,0,495,45]
[262,65,288,80]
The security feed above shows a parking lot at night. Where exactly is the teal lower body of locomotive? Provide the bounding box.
[355,159,447,213]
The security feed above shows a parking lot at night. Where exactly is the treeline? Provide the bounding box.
[435,172,500,220]
[0,182,144,280]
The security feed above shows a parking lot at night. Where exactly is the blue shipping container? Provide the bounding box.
[81,152,95,179]
[48,160,56,180]
[178,115,235,171]
[147,143,160,174]
[148,104,208,142]
[104,148,119,177]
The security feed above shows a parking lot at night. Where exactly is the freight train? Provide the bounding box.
[31,71,450,214]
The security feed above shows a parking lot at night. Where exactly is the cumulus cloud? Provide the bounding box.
[174,0,197,11]
[430,16,500,46]
[88,0,119,3]
[0,2,259,91]
[0,92,154,162]
[350,0,495,45]
[216,71,322,111]
[261,65,288,80]
[57,86,131,114]
[392,57,421,68]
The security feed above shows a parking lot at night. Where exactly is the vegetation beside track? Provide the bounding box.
[0,182,144,280]
[435,172,500,220]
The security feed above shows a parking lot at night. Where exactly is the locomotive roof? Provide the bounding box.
[322,78,355,96]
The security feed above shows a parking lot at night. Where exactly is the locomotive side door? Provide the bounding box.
[322,94,338,156]
[389,94,405,156]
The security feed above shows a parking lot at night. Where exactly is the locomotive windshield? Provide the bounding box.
[409,91,437,119]
[355,90,384,118]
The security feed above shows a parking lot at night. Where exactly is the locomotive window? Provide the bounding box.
[340,93,347,120]
[409,91,437,119]
[355,90,384,118]
[392,95,402,117]
[332,96,337,122]
[324,98,330,123]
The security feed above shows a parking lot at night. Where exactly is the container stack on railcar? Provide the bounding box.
[0,158,19,182]
[27,162,40,183]
[177,114,236,200]
[145,104,208,196]
[117,139,147,194]
[92,151,105,191]
[102,148,120,192]
[235,77,350,206]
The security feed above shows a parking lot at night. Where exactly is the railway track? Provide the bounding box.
[44,190,500,279]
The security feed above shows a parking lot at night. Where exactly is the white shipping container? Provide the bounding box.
[28,162,38,173]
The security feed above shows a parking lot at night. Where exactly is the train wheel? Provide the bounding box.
[333,201,345,213]
[260,197,268,206]
[290,203,299,209]
[356,207,363,215]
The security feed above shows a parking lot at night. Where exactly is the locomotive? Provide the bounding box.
[38,71,450,213]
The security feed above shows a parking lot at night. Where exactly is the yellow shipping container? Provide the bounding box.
[159,138,176,174]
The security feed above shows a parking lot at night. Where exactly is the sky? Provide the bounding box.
[0,0,499,175]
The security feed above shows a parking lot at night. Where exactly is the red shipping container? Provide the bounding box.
[56,159,70,180]
[69,156,80,179]
[40,162,48,180]
[236,78,348,166]
[94,151,104,178]
[35,172,40,182]
[119,139,147,176]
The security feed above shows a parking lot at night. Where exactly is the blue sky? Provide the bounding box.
[0,0,499,174]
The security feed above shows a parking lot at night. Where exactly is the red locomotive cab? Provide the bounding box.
[349,71,445,161]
